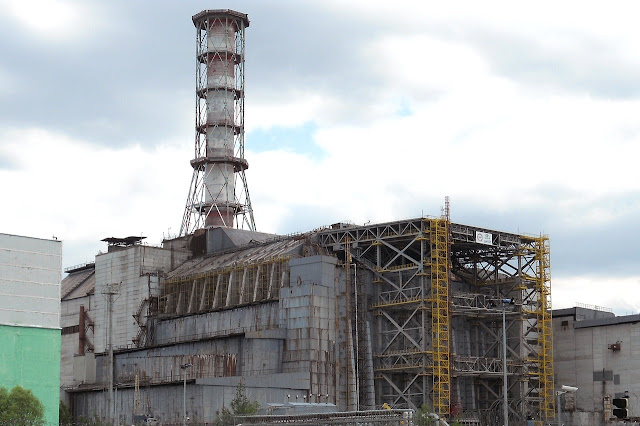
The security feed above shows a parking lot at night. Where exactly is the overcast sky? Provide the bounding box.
[1,0,639,313]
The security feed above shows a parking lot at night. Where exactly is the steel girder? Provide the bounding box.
[317,218,554,424]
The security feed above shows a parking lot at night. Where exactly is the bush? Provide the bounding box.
[0,385,45,426]
[414,404,435,426]
[59,400,73,425]
[214,383,259,425]
[230,383,259,415]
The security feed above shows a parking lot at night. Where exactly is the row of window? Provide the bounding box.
[61,325,79,335]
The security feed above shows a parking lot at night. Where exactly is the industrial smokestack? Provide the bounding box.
[180,9,255,235]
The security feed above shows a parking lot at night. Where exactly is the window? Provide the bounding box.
[61,325,79,335]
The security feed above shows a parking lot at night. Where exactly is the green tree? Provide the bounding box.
[0,386,45,426]
[414,404,435,426]
[59,400,73,425]
[230,383,259,415]
[214,382,260,425]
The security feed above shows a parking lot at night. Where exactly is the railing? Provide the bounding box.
[64,261,95,273]
[575,302,613,313]
[237,409,415,425]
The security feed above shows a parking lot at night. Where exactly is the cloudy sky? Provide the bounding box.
[1,0,639,313]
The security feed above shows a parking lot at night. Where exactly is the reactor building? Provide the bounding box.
[59,9,555,426]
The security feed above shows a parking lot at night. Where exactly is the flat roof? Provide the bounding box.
[0,232,60,243]
[574,314,640,329]
[192,9,249,27]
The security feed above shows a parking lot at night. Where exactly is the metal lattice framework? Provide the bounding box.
[159,257,289,316]
[318,218,555,424]
[181,10,255,235]
[522,236,554,420]
[431,219,450,416]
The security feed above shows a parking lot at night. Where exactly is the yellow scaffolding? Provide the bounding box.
[535,236,555,420]
[430,218,450,416]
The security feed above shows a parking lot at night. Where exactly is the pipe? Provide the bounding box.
[353,263,359,410]
[503,309,508,426]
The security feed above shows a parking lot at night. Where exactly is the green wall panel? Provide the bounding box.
[0,324,61,425]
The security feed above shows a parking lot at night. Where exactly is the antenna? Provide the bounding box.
[441,196,450,221]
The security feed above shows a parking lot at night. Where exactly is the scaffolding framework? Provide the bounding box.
[431,218,450,416]
[156,217,554,423]
[522,236,554,420]
[318,218,555,423]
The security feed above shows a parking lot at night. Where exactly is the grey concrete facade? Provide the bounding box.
[62,246,348,424]
[93,245,188,353]
[553,307,640,425]
[61,220,553,425]
[60,264,96,403]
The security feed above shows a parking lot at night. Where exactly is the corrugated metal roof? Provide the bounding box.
[61,268,95,300]
[167,237,306,278]
[218,228,276,248]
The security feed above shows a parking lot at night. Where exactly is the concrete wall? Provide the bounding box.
[0,233,61,426]
[281,255,338,407]
[68,254,344,424]
[554,309,640,424]
[93,245,176,352]
[60,294,94,393]
[73,373,311,425]
[0,233,62,328]
[95,337,283,385]
[154,302,281,344]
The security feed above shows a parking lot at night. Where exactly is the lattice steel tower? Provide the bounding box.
[180,9,255,235]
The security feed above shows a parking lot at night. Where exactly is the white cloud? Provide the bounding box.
[246,91,333,132]
[553,275,640,315]
[2,1,640,315]
[0,0,103,42]
[0,127,190,265]
[364,34,493,97]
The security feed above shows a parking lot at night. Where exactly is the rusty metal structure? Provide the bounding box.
[316,217,555,424]
[180,10,255,235]
[61,219,554,425]
[58,9,556,426]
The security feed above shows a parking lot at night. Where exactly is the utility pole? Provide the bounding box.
[114,382,123,425]
[134,374,141,417]
[103,283,119,423]
[181,363,193,426]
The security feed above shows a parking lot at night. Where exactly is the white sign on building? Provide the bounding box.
[475,231,493,245]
